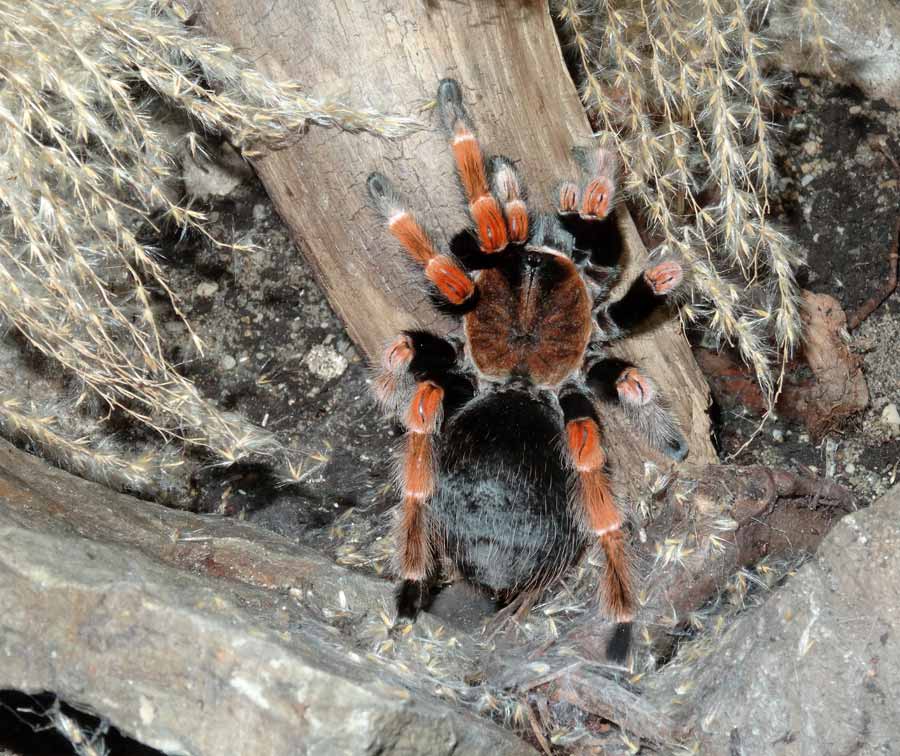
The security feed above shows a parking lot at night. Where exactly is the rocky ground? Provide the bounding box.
[157,173,400,570]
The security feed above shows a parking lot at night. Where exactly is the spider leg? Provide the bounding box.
[367,172,476,309]
[585,357,688,461]
[448,156,531,272]
[437,78,508,254]
[488,156,529,244]
[529,213,575,259]
[599,259,684,338]
[394,379,444,620]
[372,332,476,620]
[373,330,474,422]
[559,389,634,662]
[373,331,456,417]
[571,144,619,221]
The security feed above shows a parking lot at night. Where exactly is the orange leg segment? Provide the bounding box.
[577,146,618,221]
[615,367,655,407]
[367,172,475,306]
[388,211,475,305]
[424,255,475,305]
[644,260,684,295]
[395,381,444,581]
[565,416,634,624]
[388,210,440,265]
[451,127,508,253]
[580,177,614,220]
[558,181,580,215]
[558,145,619,221]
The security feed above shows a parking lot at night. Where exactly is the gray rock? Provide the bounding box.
[647,484,900,754]
[770,0,900,107]
[182,141,253,200]
[0,440,533,756]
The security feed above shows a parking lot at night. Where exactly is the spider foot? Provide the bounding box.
[662,429,689,462]
[395,579,430,622]
[366,171,399,212]
[644,261,684,295]
[436,78,466,131]
[616,367,655,406]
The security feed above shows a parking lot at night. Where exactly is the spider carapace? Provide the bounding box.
[367,79,687,661]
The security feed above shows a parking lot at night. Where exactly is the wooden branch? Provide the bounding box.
[196,0,717,490]
[556,667,686,747]
[848,214,899,330]
[488,654,686,749]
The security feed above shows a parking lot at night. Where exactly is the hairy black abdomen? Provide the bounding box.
[431,388,584,595]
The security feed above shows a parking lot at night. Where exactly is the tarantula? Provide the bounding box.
[367,79,687,660]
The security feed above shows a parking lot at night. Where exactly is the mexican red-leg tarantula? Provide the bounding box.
[367,80,687,660]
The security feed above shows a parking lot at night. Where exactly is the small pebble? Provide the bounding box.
[196,282,219,298]
[845,463,856,475]
[221,354,237,370]
[881,403,900,436]
[772,428,784,443]
[304,344,348,381]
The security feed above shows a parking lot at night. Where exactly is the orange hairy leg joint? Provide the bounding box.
[451,128,508,253]
[567,418,607,471]
[580,178,613,219]
[425,255,475,305]
[644,260,684,295]
[406,381,444,434]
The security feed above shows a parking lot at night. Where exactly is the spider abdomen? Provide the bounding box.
[430,388,585,595]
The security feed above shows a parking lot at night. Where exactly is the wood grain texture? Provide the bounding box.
[197,0,717,486]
